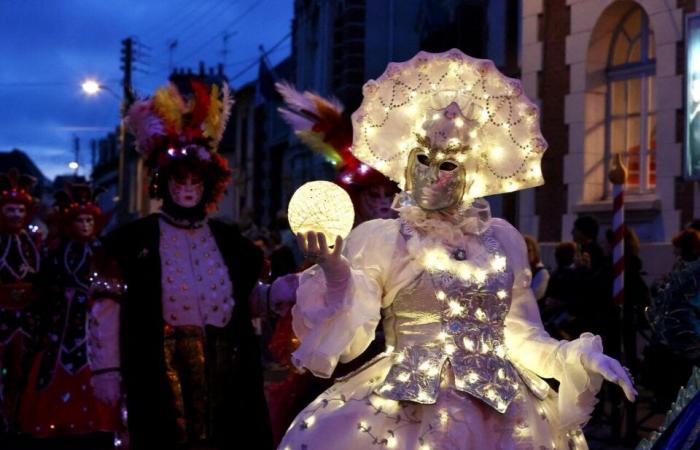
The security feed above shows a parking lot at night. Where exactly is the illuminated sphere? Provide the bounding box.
[288,181,355,242]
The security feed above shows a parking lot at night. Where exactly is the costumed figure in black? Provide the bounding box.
[18,184,120,437]
[0,168,39,432]
[87,79,292,450]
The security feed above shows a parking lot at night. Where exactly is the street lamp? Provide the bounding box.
[81,79,120,100]
[81,79,100,95]
[80,76,134,222]
[68,161,79,171]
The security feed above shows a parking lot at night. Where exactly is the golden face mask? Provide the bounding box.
[405,146,467,211]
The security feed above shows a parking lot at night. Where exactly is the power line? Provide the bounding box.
[225,55,259,68]
[229,33,291,82]
[165,0,240,55]
[138,0,213,43]
[0,81,74,88]
[175,0,267,65]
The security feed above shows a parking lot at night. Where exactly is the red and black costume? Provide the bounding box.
[18,185,120,437]
[88,79,271,450]
[0,169,40,431]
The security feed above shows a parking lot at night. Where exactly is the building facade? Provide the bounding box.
[520,0,698,277]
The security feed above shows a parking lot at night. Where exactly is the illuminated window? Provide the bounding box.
[605,6,656,193]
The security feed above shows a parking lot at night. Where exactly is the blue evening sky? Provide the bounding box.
[0,0,293,180]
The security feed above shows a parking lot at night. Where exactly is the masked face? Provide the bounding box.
[168,173,204,209]
[73,213,95,239]
[1,203,27,232]
[405,148,467,211]
[357,185,397,221]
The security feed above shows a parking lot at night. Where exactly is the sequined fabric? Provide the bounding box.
[376,227,520,413]
[0,231,39,345]
[159,217,235,328]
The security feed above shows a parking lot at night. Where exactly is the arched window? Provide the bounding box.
[605,5,656,193]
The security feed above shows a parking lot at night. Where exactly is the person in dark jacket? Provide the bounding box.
[87,79,292,450]
[572,215,618,355]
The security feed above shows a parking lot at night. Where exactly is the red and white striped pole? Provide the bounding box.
[609,154,627,306]
[609,153,636,440]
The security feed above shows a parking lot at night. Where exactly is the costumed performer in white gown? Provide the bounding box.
[279,49,636,450]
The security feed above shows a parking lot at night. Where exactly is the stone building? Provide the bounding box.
[520,0,698,277]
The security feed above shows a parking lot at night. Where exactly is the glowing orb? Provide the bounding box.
[288,181,355,242]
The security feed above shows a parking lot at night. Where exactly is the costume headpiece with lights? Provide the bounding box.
[275,81,398,193]
[350,49,547,204]
[0,168,36,207]
[53,184,106,236]
[125,78,233,209]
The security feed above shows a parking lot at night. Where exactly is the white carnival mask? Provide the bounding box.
[168,173,204,209]
[73,213,95,239]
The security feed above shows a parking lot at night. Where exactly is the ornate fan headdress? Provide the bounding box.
[0,168,36,207]
[351,49,547,203]
[125,78,234,208]
[275,81,397,191]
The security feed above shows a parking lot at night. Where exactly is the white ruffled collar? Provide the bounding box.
[392,192,492,243]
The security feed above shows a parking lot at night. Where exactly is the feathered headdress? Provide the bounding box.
[0,168,36,207]
[125,78,234,168]
[124,78,234,208]
[275,81,395,190]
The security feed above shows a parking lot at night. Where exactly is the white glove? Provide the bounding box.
[297,232,350,289]
[580,352,637,402]
[91,371,122,406]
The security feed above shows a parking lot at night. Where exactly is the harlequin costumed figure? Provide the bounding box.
[87,79,284,450]
[18,184,120,437]
[280,50,637,450]
[0,168,39,432]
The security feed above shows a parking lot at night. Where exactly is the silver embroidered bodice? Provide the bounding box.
[375,226,520,413]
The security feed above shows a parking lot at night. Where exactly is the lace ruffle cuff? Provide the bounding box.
[556,332,604,430]
[291,267,380,378]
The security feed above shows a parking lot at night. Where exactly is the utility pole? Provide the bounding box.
[90,139,97,180]
[73,135,80,176]
[221,31,236,68]
[121,38,134,104]
[168,39,178,71]
[117,37,134,220]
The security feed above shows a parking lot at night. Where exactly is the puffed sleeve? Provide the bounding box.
[291,219,404,378]
[87,245,126,374]
[494,219,604,431]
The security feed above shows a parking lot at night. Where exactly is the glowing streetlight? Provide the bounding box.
[81,79,120,100]
[68,161,79,171]
[81,79,101,95]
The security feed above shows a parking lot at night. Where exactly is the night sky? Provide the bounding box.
[0,0,293,180]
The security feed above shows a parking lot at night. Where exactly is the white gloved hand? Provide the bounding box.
[91,371,122,406]
[297,231,350,288]
[581,352,637,402]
